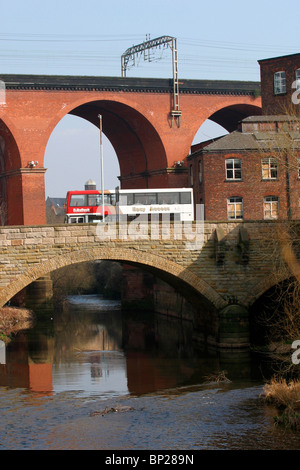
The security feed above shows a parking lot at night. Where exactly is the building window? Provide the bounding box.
[274,71,286,95]
[198,161,202,184]
[227,197,243,220]
[189,164,193,186]
[225,159,242,180]
[295,68,300,90]
[262,158,278,179]
[264,196,279,219]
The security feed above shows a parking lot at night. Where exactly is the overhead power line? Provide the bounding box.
[0,33,297,79]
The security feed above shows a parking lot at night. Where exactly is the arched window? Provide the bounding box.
[274,71,286,95]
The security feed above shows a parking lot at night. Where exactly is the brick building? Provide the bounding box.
[258,53,300,115]
[188,53,300,221]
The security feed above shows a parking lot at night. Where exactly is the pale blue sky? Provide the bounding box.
[1,0,299,196]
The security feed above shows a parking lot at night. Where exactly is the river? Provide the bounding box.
[0,294,299,451]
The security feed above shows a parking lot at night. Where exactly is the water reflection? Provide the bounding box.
[1,296,300,450]
[0,294,256,397]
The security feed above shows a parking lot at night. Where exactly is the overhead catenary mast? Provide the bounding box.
[121,35,182,127]
[98,114,105,222]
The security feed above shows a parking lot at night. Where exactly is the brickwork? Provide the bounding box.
[0,221,291,312]
[258,53,300,115]
[0,76,261,225]
[188,116,300,221]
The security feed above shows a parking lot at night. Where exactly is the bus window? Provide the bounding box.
[157,192,179,204]
[110,194,116,206]
[120,194,134,205]
[134,193,157,205]
[180,192,191,204]
[87,194,101,206]
[70,195,87,207]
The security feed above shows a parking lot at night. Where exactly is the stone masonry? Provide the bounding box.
[0,220,289,311]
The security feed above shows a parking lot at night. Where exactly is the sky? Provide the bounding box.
[0,0,299,197]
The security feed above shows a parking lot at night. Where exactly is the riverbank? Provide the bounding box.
[0,306,34,343]
[263,377,300,430]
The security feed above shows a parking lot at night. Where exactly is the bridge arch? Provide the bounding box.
[0,118,22,225]
[242,269,292,308]
[1,246,226,310]
[209,103,262,132]
[191,102,262,149]
[45,98,168,190]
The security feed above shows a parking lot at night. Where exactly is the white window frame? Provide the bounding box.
[264,196,279,220]
[295,68,300,90]
[227,197,243,220]
[261,158,278,180]
[274,71,286,95]
[225,158,242,180]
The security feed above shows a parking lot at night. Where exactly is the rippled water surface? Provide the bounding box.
[0,295,299,450]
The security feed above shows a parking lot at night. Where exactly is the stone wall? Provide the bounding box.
[0,220,289,310]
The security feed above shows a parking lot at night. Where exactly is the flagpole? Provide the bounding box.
[98,114,105,222]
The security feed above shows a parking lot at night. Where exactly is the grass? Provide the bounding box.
[0,306,34,342]
[263,377,300,430]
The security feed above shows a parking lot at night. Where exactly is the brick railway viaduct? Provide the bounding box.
[0,220,294,348]
[0,74,261,226]
[0,73,284,349]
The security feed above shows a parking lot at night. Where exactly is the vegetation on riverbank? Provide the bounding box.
[0,306,34,343]
[263,377,300,430]
[256,219,300,430]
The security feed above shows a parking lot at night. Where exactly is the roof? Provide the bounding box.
[200,130,259,152]
[258,52,300,64]
[189,117,300,155]
[242,115,300,122]
[0,74,260,96]
[46,197,66,207]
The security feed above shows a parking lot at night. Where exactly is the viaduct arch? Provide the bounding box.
[0,75,261,226]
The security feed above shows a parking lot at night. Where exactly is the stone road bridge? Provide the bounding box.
[0,220,293,348]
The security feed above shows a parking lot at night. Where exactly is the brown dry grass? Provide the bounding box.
[263,377,300,430]
[0,306,34,339]
[264,377,300,407]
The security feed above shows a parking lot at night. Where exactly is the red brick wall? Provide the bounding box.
[190,149,300,221]
[0,85,261,224]
[259,54,300,115]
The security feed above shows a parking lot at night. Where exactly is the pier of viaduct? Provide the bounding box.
[0,220,294,349]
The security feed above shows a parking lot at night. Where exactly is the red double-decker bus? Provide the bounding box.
[64,189,117,223]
